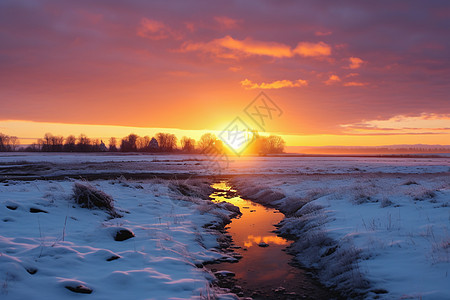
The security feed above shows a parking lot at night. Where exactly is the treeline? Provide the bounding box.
[0,133,19,151]
[0,132,285,154]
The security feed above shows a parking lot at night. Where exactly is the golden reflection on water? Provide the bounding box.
[208,181,333,297]
[210,181,289,248]
[243,235,289,248]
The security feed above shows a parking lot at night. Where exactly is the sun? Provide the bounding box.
[219,129,256,154]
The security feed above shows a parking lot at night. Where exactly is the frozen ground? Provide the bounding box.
[0,153,449,299]
[0,177,240,300]
[234,173,450,299]
[0,153,449,180]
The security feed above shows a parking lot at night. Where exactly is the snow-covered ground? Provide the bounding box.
[1,153,449,299]
[0,153,449,180]
[0,177,240,299]
[234,174,450,299]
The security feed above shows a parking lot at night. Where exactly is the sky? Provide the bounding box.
[1,0,450,147]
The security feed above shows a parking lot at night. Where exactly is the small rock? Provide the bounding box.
[65,284,93,294]
[274,287,286,294]
[26,267,38,275]
[214,270,235,279]
[258,242,269,247]
[106,255,120,261]
[218,256,238,263]
[250,210,256,212]
[371,289,388,294]
[322,246,337,257]
[30,207,48,213]
[114,229,135,241]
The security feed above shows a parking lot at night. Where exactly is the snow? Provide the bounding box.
[0,178,239,299]
[0,153,449,178]
[233,174,450,299]
[1,153,449,299]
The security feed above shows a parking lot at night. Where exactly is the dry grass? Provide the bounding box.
[168,179,214,200]
[72,182,121,218]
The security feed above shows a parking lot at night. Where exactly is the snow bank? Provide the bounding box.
[0,178,239,299]
[233,174,450,299]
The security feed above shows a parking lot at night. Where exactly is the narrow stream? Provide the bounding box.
[209,181,338,300]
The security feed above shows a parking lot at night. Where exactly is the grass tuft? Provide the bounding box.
[72,182,121,218]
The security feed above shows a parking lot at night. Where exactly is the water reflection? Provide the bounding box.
[210,181,288,249]
[208,181,338,299]
[244,235,289,248]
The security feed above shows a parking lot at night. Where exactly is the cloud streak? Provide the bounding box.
[137,18,173,40]
[240,78,308,89]
[181,36,331,59]
[293,42,331,57]
[348,57,364,69]
[341,114,450,135]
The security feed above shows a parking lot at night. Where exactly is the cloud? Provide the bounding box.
[240,78,308,89]
[218,36,292,57]
[137,18,173,40]
[214,16,239,29]
[341,113,450,135]
[181,35,293,58]
[325,74,341,85]
[348,57,364,69]
[181,36,332,60]
[344,81,367,87]
[293,42,331,57]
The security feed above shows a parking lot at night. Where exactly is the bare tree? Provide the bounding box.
[50,135,64,151]
[109,137,117,152]
[0,133,18,151]
[267,135,285,153]
[137,136,151,151]
[64,135,76,152]
[251,135,285,154]
[77,134,92,152]
[156,133,177,152]
[9,136,19,151]
[181,136,195,152]
[42,133,52,151]
[198,133,217,152]
[120,134,138,152]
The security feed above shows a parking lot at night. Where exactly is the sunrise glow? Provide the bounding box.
[0,1,449,151]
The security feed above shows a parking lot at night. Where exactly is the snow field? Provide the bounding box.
[0,178,239,300]
[233,174,450,299]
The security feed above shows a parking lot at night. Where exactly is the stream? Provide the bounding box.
[208,181,338,300]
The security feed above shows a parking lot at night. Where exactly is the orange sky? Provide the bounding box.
[1,1,449,146]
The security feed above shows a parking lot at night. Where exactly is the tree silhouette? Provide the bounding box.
[109,137,118,152]
[64,135,76,152]
[181,136,196,152]
[120,134,138,152]
[198,133,217,152]
[156,133,177,151]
